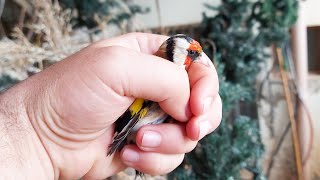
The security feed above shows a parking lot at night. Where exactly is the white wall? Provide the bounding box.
[306,75,320,178]
[302,0,320,27]
[134,0,220,28]
[134,0,320,28]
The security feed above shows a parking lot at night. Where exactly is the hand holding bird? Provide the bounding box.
[3,33,221,179]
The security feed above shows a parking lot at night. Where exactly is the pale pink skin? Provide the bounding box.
[0,33,222,180]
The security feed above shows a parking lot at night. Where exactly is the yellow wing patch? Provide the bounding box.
[139,108,148,119]
[129,98,144,117]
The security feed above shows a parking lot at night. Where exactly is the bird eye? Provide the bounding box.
[189,50,196,55]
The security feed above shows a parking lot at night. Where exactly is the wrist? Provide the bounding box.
[0,84,54,179]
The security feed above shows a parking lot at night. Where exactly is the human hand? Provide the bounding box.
[0,33,221,179]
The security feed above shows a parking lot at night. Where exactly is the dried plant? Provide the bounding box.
[0,0,148,85]
[0,0,84,81]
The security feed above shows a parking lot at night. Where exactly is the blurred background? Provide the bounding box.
[0,0,319,180]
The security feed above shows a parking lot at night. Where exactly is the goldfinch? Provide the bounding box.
[107,34,206,156]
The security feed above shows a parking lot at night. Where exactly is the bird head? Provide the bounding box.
[156,34,209,69]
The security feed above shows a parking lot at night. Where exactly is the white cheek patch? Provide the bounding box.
[173,52,187,65]
[173,39,190,66]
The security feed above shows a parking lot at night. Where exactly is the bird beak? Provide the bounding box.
[193,53,211,67]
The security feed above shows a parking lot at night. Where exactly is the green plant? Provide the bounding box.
[169,0,298,179]
[59,0,149,28]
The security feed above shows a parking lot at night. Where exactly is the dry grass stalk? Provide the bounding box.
[0,0,84,81]
[0,0,148,82]
[22,0,73,49]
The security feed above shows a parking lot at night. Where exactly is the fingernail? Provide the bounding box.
[141,131,162,148]
[199,120,211,139]
[203,97,213,113]
[122,148,139,163]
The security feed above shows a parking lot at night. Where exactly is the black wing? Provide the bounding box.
[107,101,152,155]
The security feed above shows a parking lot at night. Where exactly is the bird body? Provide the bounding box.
[107,99,168,155]
[107,34,205,156]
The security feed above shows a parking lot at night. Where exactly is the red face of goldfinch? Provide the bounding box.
[155,34,207,69]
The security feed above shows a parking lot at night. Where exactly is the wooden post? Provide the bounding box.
[277,49,304,180]
[292,1,310,179]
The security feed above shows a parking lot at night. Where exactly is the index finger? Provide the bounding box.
[188,53,219,116]
[186,53,220,140]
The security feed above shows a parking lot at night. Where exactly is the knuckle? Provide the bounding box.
[211,75,219,96]
[148,154,185,175]
[125,32,142,37]
[209,95,222,133]
[97,46,125,59]
[93,46,128,72]
[146,159,167,175]
[213,71,219,92]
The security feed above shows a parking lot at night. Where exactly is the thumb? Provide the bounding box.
[26,45,191,136]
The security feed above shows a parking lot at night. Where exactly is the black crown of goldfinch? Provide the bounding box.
[107,34,208,176]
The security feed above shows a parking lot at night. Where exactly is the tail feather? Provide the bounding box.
[135,170,145,180]
[107,134,127,156]
[107,115,140,155]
